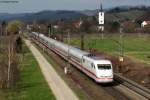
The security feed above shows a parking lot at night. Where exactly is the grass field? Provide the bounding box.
[67,34,150,64]
[0,43,56,100]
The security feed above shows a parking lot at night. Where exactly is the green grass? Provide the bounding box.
[0,43,56,100]
[34,44,87,100]
[67,34,150,64]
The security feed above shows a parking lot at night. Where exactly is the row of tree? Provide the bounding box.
[30,17,150,35]
[0,20,23,88]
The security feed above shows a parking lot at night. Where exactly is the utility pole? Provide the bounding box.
[48,24,52,37]
[119,26,124,72]
[81,33,84,50]
[7,37,11,88]
[120,27,123,57]
[0,24,3,36]
[98,1,104,39]
[79,18,84,50]
[38,26,40,38]
[0,24,2,48]
[64,29,71,74]
[67,29,70,68]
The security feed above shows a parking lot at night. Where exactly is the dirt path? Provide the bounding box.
[25,39,79,100]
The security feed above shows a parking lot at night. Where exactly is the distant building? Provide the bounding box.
[53,25,59,29]
[141,21,150,28]
[72,20,83,28]
[27,25,33,30]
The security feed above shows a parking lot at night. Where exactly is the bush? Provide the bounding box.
[15,37,23,53]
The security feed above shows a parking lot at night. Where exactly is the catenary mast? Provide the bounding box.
[97,0,105,39]
[98,2,104,31]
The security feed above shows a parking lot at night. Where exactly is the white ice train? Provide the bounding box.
[31,32,113,83]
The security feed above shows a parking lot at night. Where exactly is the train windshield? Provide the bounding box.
[97,64,111,70]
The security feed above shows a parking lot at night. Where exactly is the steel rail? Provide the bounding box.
[114,73,150,99]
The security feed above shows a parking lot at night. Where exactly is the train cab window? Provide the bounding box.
[97,64,111,70]
[87,54,95,57]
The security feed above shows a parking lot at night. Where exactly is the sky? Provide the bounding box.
[0,0,150,13]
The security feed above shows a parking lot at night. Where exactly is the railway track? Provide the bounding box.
[114,73,150,99]
[30,37,150,100]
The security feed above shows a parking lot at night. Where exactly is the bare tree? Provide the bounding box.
[5,20,23,88]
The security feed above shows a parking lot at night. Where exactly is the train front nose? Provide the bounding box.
[96,68,113,83]
[96,64,113,83]
[96,75,113,83]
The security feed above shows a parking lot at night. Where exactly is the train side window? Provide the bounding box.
[91,63,95,69]
[82,58,85,63]
[93,65,95,69]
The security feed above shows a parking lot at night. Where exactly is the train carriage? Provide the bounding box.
[31,32,113,83]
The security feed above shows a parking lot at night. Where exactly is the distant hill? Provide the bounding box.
[106,5,150,13]
[79,10,97,16]
[78,6,148,22]
[0,13,31,21]
[0,6,149,23]
[0,10,86,22]
[79,10,145,22]
[105,10,146,22]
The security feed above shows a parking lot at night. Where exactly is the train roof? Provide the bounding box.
[85,54,106,60]
[41,34,89,57]
[70,46,89,55]
[33,32,110,62]
[90,56,106,60]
